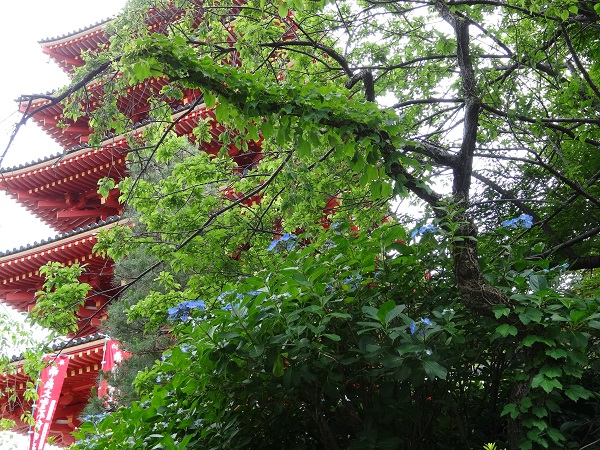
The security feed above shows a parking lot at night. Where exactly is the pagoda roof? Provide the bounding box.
[2,100,260,233]
[13,94,210,160]
[3,100,207,179]
[2,333,109,446]
[0,216,125,335]
[18,96,93,149]
[17,76,184,150]
[39,19,112,73]
[9,332,106,363]
[0,143,127,233]
[0,215,121,259]
[0,143,95,173]
[39,19,112,45]
[37,4,203,74]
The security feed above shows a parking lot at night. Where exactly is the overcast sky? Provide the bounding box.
[0,1,126,252]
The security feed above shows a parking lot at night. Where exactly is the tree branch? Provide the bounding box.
[472,171,579,259]
[561,23,600,100]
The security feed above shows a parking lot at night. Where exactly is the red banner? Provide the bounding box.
[98,340,130,398]
[29,355,70,450]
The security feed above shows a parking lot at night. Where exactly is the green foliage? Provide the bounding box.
[29,262,91,334]
[0,418,15,431]
[97,177,117,199]
[18,0,600,448]
[90,242,173,411]
[0,311,58,431]
[74,224,600,449]
[483,444,502,450]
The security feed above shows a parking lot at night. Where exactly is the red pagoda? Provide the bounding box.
[0,18,130,447]
[0,5,265,446]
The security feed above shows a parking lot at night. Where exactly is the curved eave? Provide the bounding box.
[2,103,259,232]
[17,97,91,149]
[0,217,126,314]
[39,19,111,45]
[0,218,127,336]
[9,333,106,364]
[36,2,208,75]
[0,131,130,174]
[0,144,127,232]
[0,142,127,182]
[40,22,111,73]
[0,216,124,263]
[13,93,207,161]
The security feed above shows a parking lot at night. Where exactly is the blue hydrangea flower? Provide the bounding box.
[217,290,243,302]
[167,300,205,321]
[217,290,263,311]
[267,233,297,252]
[542,262,569,274]
[410,317,433,335]
[343,275,362,289]
[411,224,438,239]
[501,214,533,229]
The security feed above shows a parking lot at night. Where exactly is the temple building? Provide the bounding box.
[0,4,265,446]
[0,18,130,447]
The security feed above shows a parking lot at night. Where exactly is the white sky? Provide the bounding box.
[0,2,126,447]
[0,1,127,253]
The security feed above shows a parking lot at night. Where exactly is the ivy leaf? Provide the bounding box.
[493,305,510,319]
[246,122,260,141]
[261,121,275,140]
[496,324,518,337]
[539,365,561,378]
[524,307,542,323]
[501,403,519,419]
[204,90,216,109]
[546,348,567,359]
[278,3,288,18]
[215,102,230,122]
[133,60,151,81]
[532,375,563,394]
[546,427,564,444]
[565,385,591,401]
[97,177,116,199]
[522,335,541,347]
[296,136,311,157]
